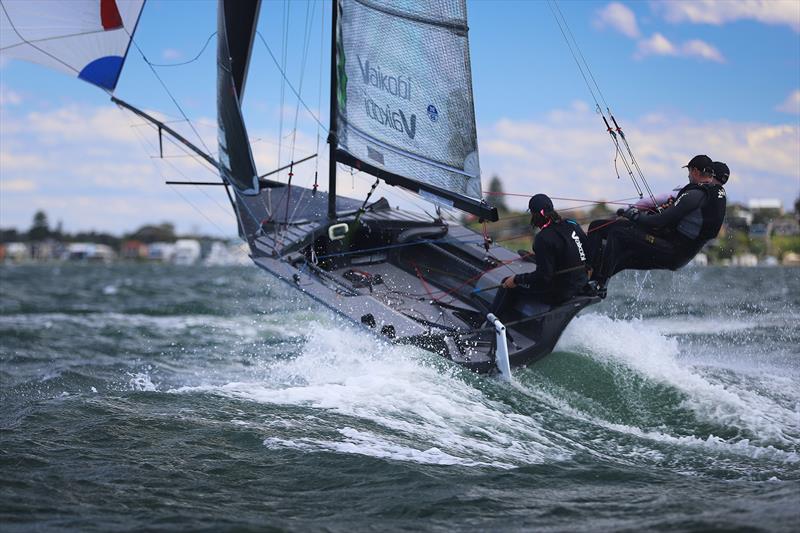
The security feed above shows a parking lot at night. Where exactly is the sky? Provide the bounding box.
[1,0,799,237]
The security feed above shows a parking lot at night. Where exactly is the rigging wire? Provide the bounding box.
[127,35,213,156]
[146,31,217,67]
[545,0,658,206]
[282,0,317,228]
[255,32,329,134]
[128,116,235,221]
[125,114,249,253]
[551,0,658,206]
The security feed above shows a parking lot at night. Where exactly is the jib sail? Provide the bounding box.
[334,0,496,221]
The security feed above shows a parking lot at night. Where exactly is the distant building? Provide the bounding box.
[30,239,65,261]
[748,199,783,212]
[173,239,201,265]
[772,218,800,236]
[783,252,800,266]
[731,253,758,267]
[203,241,251,266]
[749,223,769,237]
[66,243,115,262]
[121,240,148,260]
[725,204,753,232]
[147,242,175,262]
[4,242,29,262]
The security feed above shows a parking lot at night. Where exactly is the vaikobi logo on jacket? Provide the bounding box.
[571,231,586,261]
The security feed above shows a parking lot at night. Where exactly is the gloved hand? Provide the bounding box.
[502,275,517,289]
[619,206,640,221]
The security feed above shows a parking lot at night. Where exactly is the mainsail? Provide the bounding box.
[0,0,144,91]
[334,0,496,220]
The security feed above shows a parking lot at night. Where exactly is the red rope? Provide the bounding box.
[587,218,620,234]
[411,262,435,300]
[483,192,640,207]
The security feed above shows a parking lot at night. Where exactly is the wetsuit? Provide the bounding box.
[491,219,589,318]
[589,182,726,282]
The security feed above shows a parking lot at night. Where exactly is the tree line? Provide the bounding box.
[0,210,189,250]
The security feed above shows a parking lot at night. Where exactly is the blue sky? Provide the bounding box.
[1,0,798,236]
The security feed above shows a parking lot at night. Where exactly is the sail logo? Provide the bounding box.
[357,56,411,101]
[571,230,586,261]
[363,91,417,140]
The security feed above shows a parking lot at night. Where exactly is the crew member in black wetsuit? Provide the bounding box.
[588,154,727,290]
[490,194,590,319]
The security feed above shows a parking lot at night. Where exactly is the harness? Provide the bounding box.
[675,182,727,241]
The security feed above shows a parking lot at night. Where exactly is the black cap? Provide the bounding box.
[683,154,713,173]
[713,161,729,184]
[528,193,554,214]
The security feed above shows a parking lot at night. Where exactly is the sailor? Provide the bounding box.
[491,194,590,319]
[588,155,727,290]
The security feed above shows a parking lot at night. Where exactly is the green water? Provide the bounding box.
[1,264,798,531]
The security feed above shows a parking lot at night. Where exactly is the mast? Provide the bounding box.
[327,0,339,220]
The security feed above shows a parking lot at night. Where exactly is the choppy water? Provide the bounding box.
[1,264,798,531]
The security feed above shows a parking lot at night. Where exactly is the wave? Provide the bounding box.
[555,314,800,449]
[167,316,799,477]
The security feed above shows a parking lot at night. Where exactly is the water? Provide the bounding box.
[1,264,798,531]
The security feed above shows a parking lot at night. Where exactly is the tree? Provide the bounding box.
[487,175,509,213]
[126,222,177,243]
[0,228,19,243]
[28,210,50,241]
[588,202,614,220]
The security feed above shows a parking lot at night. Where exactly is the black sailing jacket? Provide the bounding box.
[516,219,589,302]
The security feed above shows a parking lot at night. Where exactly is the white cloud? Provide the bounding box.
[635,33,725,62]
[681,39,725,62]
[636,33,677,58]
[478,102,799,213]
[595,2,641,38]
[776,89,800,115]
[0,178,36,192]
[0,104,239,235]
[0,84,22,106]
[0,102,327,235]
[652,0,800,32]
[162,48,183,61]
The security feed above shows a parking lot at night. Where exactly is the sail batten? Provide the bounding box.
[334,0,495,220]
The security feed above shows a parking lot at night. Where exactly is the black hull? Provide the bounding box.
[235,183,599,374]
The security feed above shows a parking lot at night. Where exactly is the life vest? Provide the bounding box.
[674,182,727,241]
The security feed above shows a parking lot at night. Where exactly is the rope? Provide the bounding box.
[256,31,328,134]
[545,0,658,205]
[411,262,436,301]
[146,32,216,67]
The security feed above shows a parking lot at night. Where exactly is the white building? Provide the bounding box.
[204,241,251,266]
[4,242,30,262]
[747,199,782,211]
[173,239,201,265]
[147,242,175,262]
[66,243,115,262]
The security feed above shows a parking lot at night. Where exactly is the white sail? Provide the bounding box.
[0,0,145,91]
[335,0,482,204]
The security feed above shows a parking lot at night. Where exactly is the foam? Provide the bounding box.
[0,311,315,341]
[263,428,515,467]
[557,314,800,448]
[174,322,571,468]
[128,371,157,392]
